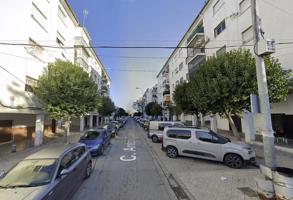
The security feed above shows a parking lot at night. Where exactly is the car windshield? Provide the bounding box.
[80,131,100,140]
[0,159,57,188]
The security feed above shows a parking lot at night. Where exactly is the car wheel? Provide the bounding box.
[224,154,244,169]
[166,146,178,158]
[84,161,92,179]
[152,136,159,143]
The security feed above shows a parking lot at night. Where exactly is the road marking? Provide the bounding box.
[120,155,136,161]
[120,133,136,162]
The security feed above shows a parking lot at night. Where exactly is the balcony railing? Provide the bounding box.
[75,57,90,72]
[187,26,204,44]
[188,55,206,75]
[186,48,205,64]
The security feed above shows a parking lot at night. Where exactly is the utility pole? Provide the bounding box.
[251,0,276,169]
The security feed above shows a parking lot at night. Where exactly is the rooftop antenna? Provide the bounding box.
[82,9,88,27]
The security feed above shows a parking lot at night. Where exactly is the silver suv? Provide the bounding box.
[162,127,256,168]
[148,121,184,143]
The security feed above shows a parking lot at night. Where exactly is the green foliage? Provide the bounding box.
[133,112,142,117]
[116,107,128,117]
[188,49,291,117]
[145,102,162,116]
[96,96,115,116]
[188,49,256,116]
[173,82,198,114]
[265,56,292,103]
[35,60,98,120]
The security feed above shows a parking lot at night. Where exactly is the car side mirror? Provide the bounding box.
[0,170,5,179]
[60,169,70,177]
[225,137,231,142]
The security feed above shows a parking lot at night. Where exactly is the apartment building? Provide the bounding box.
[157,0,293,140]
[0,0,110,146]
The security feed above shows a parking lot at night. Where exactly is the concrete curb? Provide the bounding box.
[137,123,197,200]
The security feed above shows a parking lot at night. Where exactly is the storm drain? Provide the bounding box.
[168,174,189,200]
[237,187,258,197]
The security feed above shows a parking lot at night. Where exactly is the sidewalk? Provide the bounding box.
[142,129,293,200]
[0,132,83,172]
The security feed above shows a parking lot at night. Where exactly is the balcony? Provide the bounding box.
[163,92,171,107]
[186,48,205,64]
[188,55,206,76]
[75,57,90,72]
[186,26,204,45]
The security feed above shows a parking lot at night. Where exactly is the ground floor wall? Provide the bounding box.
[0,113,53,144]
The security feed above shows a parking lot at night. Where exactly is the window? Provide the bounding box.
[58,6,67,27]
[213,0,224,15]
[31,2,47,32]
[242,26,253,44]
[216,45,226,56]
[158,123,172,131]
[179,62,183,71]
[59,152,75,171]
[25,76,38,92]
[176,130,191,140]
[239,0,250,14]
[196,131,214,143]
[167,130,177,138]
[73,146,86,159]
[166,129,191,140]
[56,31,65,46]
[214,20,226,37]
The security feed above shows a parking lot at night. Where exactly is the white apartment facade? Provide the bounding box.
[0,0,110,146]
[157,0,293,138]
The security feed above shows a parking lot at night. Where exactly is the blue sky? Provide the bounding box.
[69,0,205,111]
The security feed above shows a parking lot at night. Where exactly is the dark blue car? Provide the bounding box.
[79,129,111,157]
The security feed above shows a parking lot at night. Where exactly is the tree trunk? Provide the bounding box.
[64,118,71,144]
[225,113,241,140]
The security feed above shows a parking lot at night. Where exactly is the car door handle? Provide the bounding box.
[48,190,54,196]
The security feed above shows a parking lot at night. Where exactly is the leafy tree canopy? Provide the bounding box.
[97,96,115,116]
[116,107,128,117]
[173,82,198,114]
[145,102,162,116]
[35,60,98,120]
[188,49,291,138]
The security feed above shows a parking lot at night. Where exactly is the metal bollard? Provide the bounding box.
[11,143,16,153]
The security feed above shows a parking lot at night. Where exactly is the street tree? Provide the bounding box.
[173,82,199,125]
[116,107,128,117]
[145,102,162,117]
[97,96,115,124]
[35,60,98,142]
[173,82,198,114]
[188,49,291,139]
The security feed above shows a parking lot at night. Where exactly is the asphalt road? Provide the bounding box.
[72,119,176,200]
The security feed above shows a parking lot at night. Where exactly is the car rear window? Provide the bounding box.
[80,131,100,140]
[158,123,172,131]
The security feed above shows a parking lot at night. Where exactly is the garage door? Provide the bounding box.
[0,120,13,143]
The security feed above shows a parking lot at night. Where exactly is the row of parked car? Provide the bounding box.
[135,118,256,169]
[0,118,129,200]
[79,118,128,157]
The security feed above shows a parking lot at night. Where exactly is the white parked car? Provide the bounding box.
[162,127,256,168]
[148,121,184,143]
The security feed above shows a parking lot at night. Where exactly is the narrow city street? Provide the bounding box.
[72,119,177,200]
